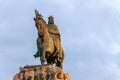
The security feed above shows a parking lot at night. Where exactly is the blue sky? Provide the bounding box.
[1,0,120,80]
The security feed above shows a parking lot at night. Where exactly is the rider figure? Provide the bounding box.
[47,16,61,54]
[34,15,61,58]
[34,14,64,67]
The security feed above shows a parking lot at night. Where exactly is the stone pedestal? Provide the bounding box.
[13,65,70,80]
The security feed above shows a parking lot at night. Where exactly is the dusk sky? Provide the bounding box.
[1,0,120,80]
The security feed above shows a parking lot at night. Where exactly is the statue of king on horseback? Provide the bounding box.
[33,9,64,69]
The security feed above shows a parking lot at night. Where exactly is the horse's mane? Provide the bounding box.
[41,18,48,28]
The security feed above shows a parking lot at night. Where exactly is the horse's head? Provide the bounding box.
[34,9,43,26]
[34,16,43,28]
[34,9,48,37]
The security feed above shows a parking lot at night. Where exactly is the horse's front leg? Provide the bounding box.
[40,49,46,65]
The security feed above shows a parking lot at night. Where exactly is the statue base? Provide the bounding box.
[13,64,70,80]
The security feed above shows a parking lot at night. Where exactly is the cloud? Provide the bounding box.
[109,43,120,54]
[61,0,120,79]
[103,0,120,13]
[52,0,76,12]
[103,0,120,24]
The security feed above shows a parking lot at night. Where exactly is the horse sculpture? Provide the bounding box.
[33,9,64,69]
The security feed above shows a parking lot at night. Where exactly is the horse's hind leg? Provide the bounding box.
[55,51,64,69]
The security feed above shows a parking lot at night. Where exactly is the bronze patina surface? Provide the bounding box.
[33,9,64,69]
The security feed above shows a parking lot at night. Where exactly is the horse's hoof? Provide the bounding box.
[33,55,36,58]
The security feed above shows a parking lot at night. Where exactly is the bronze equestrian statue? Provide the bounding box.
[33,9,64,69]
